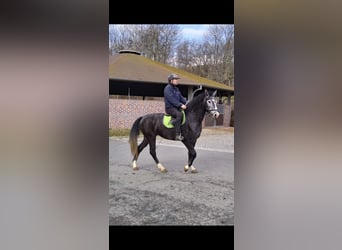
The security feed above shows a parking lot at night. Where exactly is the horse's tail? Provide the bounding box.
[129,116,143,157]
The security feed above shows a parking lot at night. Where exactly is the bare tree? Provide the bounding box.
[109,25,134,55]
[173,25,234,86]
[221,25,234,86]
[109,24,181,64]
[194,41,212,77]
[176,40,198,69]
[138,25,181,64]
[212,24,234,86]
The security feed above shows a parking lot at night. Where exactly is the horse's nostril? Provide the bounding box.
[211,111,219,118]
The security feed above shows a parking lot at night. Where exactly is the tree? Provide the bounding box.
[202,25,234,85]
[176,40,197,69]
[109,25,134,55]
[109,24,181,64]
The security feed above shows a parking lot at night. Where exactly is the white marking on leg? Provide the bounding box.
[190,165,198,173]
[157,163,167,173]
[132,160,138,170]
[184,165,189,172]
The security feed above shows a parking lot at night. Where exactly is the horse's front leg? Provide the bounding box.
[148,136,167,173]
[182,140,198,173]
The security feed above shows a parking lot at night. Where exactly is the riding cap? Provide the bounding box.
[168,73,180,81]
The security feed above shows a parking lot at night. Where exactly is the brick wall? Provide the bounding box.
[109,99,164,129]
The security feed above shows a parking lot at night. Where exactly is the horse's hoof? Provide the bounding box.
[184,165,189,172]
[157,163,167,173]
[190,166,198,173]
[132,161,139,170]
[160,168,168,173]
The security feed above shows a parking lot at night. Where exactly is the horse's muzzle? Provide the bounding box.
[210,111,220,119]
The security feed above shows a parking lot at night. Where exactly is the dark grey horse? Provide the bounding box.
[129,89,219,173]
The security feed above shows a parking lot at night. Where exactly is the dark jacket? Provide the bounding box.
[164,83,187,110]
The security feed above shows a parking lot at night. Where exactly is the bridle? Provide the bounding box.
[205,94,220,118]
[189,86,220,119]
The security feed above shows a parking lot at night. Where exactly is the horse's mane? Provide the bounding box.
[186,91,206,111]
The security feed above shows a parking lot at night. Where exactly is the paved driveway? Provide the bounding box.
[109,128,234,225]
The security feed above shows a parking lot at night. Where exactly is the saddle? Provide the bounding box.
[162,110,186,128]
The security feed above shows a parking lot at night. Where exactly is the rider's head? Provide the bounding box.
[168,73,180,84]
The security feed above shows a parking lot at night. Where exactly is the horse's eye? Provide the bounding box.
[207,100,211,104]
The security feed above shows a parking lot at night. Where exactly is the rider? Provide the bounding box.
[164,73,187,141]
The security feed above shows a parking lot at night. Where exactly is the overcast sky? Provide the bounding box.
[178,24,210,41]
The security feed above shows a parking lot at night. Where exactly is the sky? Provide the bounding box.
[178,24,210,41]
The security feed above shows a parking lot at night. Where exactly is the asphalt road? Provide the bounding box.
[109,132,234,225]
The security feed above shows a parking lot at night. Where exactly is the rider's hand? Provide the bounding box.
[180,104,187,110]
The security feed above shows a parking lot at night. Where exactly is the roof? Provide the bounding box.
[109,52,234,93]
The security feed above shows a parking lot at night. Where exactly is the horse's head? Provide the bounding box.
[205,89,220,119]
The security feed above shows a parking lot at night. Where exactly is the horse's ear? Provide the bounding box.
[212,90,217,97]
[205,89,209,97]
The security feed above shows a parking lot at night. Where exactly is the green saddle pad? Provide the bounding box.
[163,110,186,128]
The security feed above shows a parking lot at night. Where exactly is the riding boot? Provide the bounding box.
[174,122,184,141]
[170,118,176,126]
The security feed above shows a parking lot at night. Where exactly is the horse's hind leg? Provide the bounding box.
[132,137,148,170]
[148,136,167,173]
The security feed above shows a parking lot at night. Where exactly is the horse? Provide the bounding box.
[128,89,220,173]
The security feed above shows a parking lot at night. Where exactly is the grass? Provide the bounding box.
[109,128,131,137]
